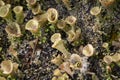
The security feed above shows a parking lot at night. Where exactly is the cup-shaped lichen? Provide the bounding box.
[47,8,58,23]
[62,0,71,10]
[57,19,72,36]
[82,44,94,57]
[75,28,81,40]
[53,69,62,76]
[103,55,113,64]
[32,3,42,15]
[1,60,13,74]
[13,6,24,24]
[103,53,120,64]
[65,16,77,30]
[5,22,22,37]
[59,62,74,77]
[99,0,115,7]
[66,28,81,42]
[0,77,6,80]
[0,0,5,7]
[0,60,19,75]
[111,53,120,62]
[90,6,102,28]
[25,19,39,34]
[90,6,101,16]
[33,13,48,27]
[8,45,18,58]
[102,42,109,48]
[57,73,69,80]
[51,33,61,43]
[102,42,110,52]
[57,19,66,30]
[67,30,76,42]
[70,54,82,69]
[26,0,36,6]
[0,4,13,22]
[51,55,63,66]
[26,0,42,15]
[70,54,82,64]
[51,33,71,59]
[13,63,19,73]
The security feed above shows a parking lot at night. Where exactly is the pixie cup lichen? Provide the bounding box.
[65,16,77,29]
[51,33,71,59]
[47,8,58,23]
[0,4,13,23]
[53,69,62,76]
[67,30,76,42]
[26,0,42,15]
[51,55,63,66]
[82,44,94,57]
[90,6,101,16]
[59,62,74,77]
[0,0,5,7]
[103,53,120,64]
[25,19,40,34]
[67,28,81,42]
[1,60,19,75]
[13,6,24,24]
[26,0,36,6]
[62,0,71,10]
[99,0,115,7]
[5,22,22,37]
[1,60,13,74]
[33,13,48,26]
[103,55,113,64]
[69,54,82,69]
[32,3,42,15]
[111,53,120,62]
[57,19,66,30]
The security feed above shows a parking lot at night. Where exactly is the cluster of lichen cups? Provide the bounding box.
[26,0,42,15]
[0,0,118,79]
[57,16,81,43]
[98,0,116,16]
[50,12,94,79]
[103,53,120,65]
[0,2,24,39]
[51,34,95,80]
[1,2,94,79]
[90,0,116,33]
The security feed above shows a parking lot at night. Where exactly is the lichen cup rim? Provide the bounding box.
[5,22,22,37]
[26,0,36,5]
[57,19,66,29]
[47,8,58,23]
[0,0,5,7]
[51,33,61,43]
[25,19,39,33]
[13,6,23,14]
[65,16,77,26]
[0,4,11,17]
[90,6,101,16]
[82,44,94,57]
[1,60,13,74]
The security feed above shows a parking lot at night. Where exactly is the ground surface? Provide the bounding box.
[0,0,120,80]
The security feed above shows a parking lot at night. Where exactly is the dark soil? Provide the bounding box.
[0,0,120,80]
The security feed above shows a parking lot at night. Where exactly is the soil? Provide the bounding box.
[0,0,120,80]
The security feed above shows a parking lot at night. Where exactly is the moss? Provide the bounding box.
[49,25,55,32]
